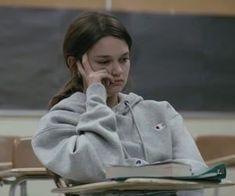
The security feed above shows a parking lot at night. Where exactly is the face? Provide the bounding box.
[87,36,130,97]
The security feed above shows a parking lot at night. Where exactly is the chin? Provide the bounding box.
[107,86,123,96]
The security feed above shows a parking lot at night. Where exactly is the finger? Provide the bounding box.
[96,70,114,83]
[106,79,110,87]
[76,61,86,77]
[103,79,110,88]
[82,54,93,73]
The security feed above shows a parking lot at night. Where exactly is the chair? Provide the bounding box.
[0,137,52,196]
[0,136,17,171]
[195,135,235,166]
[195,135,235,196]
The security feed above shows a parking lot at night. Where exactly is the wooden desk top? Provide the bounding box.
[51,178,235,194]
[0,162,12,170]
[0,167,50,178]
[207,154,235,166]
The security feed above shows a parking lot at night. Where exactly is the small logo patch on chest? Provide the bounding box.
[154,123,165,131]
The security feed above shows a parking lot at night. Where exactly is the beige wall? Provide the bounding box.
[0,112,235,195]
[0,0,235,195]
[1,112,235,137]
[0,0,235,15]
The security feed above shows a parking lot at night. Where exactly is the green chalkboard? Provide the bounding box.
[0,7,234,111]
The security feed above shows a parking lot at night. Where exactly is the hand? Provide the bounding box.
[76,54,114,90]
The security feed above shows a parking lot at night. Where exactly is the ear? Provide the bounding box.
[67,56,76,69]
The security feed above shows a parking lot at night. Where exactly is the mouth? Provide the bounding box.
[110,80,124,86]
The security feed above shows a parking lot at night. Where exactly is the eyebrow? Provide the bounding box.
[94,52,129,58]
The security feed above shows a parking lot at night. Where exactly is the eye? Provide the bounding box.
[120,57,130,64]
[97,60,110,65]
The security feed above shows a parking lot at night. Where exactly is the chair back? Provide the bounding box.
[13,137,43,168]
[0,136,18,169]
[196,135,235,161]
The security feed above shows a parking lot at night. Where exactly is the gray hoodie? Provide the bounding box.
[32,83,206,185]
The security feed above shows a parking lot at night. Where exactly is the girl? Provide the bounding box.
[32,12,206,195]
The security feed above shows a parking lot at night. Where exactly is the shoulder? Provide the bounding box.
[50,91,86,113]
[38,92,86,128]
[134,97,179,121]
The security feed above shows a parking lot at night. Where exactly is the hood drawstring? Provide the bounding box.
[124,100,148,161]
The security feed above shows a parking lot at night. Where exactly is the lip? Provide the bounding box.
[111,80,124,86]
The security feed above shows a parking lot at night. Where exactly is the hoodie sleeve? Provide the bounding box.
[32,83,125,183]
[168,112,207,173]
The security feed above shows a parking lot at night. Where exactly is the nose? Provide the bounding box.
[111,62,123,76]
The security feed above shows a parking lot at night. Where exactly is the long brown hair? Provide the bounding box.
[48,12,132,108]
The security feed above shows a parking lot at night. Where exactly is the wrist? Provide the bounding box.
[86,83,107,103]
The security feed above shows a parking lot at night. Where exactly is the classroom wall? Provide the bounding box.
[0,113,235,196]
[0,0,235,15]
[1,0,235,195]
[1,112,235,138]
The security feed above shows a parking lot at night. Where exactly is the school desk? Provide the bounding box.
[51,177,235,195]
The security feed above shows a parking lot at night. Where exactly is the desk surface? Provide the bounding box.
[52,178,235,194]
[0,167,49,178]
[0,162,12,170]
[207,155,235,166]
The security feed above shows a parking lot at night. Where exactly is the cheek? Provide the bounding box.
[123,63,130,77]
[89,61,101,71]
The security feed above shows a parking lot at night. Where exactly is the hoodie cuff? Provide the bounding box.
[86,83,107,103]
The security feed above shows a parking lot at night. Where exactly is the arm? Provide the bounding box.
[32,83,125,183]
[169,114,207,173]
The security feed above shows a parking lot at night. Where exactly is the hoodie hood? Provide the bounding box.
[51,91,143,115]
[112,92,143,115]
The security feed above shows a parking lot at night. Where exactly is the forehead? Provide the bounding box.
[88,36,129,57]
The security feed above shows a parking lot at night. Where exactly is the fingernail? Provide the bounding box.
[82,54,88,63]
